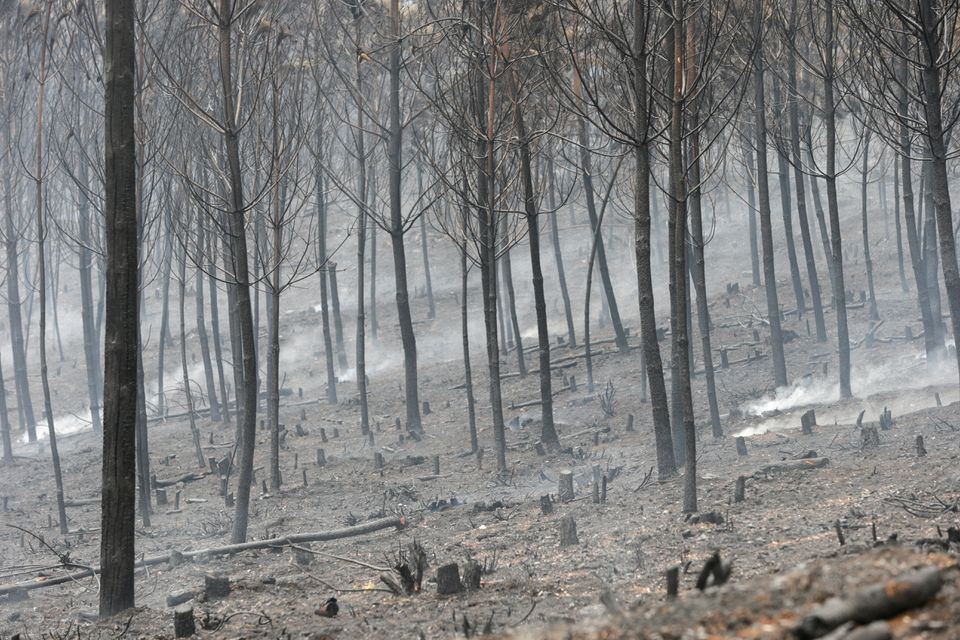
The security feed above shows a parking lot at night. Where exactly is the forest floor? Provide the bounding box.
[1,195,960,638]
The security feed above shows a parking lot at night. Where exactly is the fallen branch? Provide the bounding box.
[0,516,405,597]
[753,457,829,477]
[155,472,207,488]
[794,566,942,639]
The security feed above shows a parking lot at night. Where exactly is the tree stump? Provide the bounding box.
[436,563,462,595]
[801,409,816,435]
[295,424,307,437]
[559,515,578,546]
[368,431,375,447]
[476,447,484,471]
[462,560,482,591]
[665,567,679,598]
[333,427,340,438]
[374,452,384,471]
[916,435,927,457]
[204,574,230,599]
[935,392,942,407]
[432,455,440,476]
[601,475,607,503]
[720,349,729,369]
[626,414,635,432]
[540,494,553,515]
[734,476,746,503]
[558,470,575,502]
[395,417,403,431]
[592,465,602,504]
[568,375,578,392]
[224,492,234,507]
[302,468,309,487]
[293,452,299,469]
[173,604,195,638]
[156,489,168,506]
[861,426,880,450]
[879,407,893,430]
[422,401,431,416]
[316,448,326,467]
[735,436,748,457]
[300,408,306,421]
[320,428,328,443]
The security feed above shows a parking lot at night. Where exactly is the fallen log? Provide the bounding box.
[795,566,942,639]
[0,515,405,598]
[155,472,207,488]
[64,498,100,508]
[753,457,829,477]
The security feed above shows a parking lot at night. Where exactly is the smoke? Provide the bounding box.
[736,347,958,437]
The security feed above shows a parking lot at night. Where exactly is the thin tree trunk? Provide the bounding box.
[33,0,67,535]
[743,136,761,288]
[179,246,205,469]
[195,217,221,422]
[804,122,836,290]
[459,199,478,453]
[633,0,675,479]
[329,263,348,371]
[754,44,789,388]
[771,79,805,316]
[822,0,851,398]
[894,159,908,292]
[576,110,628,352]
[0,348,11,462]
[512,81,557,448]
[315,141,338,405]
[77,158,103,432]
[786,11,827,342]
[500,230,525,376]
[218,0,262,544]
[156,215,173,417]
[388,0,422,434]
[416,160,435,320]
[369,203,379,341]
[545,147,576,348]
[860,129,879,321]
[207,229,231,423]
[2,120,36,441]
[355,47,371,435]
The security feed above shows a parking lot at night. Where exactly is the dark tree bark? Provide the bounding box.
[370,202,379,341]
[387,0,422,434]
[512,79,557,449]
[100,0,138,615]
[354,33,370,434]
[754,43,788,388]
[822,0,851,398]
[918,0,960,386]
[329,262,348,371]
[156,214,173,417]
[771,79,805,316]
[785,10,827,342]
[217,0,261,544]
[803,122,836,290]
[633,0,675,480]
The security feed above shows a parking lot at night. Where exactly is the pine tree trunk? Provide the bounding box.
[822,0,851,397]
[894,159,909,292]
[2,120,35,441]
[459,203,478,453]
[416,161,436,320]
[194,217,221,422]
[743,135,761,288]
[633,0,675,479]
[100,0,138,614]
[315,140,338,405]
[771,79,806,316]
[500,234,525,376]
[207,229,231,423]
[545,148,576,348]
[785,12,827,342]
[860,129,879,321]
[179,246,205,469]
[754,47,789,389]
[77,158,103,432]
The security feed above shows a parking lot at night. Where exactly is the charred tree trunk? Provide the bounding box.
[771,79,805,316]
[459,199,478,453]
[822,0,851,397]
[786,11,827,342]
[179,246,205,469]
[195,217,220,422]
[33,1,67,535]
[354,37,370,435]
[633,0,675,479]
[207,229,231,423]
[894,160,908,292]
[100,0,138,614]
[918,0,960,386]
[387,0,422,434]
[743,136,761,289]
[500,227,525,376]
[315,142,338,405]
[754,44,789,388]
[416,160,435,320]
[545,148,576,348]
